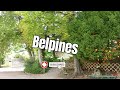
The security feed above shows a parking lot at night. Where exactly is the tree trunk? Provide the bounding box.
[41,49,45,60]
[28,49,33,61]
[73,55,83,77]
[53,50,56,58]
[38,48,46,73]
[31,50,35,61]
[38,48,43,64]
[0,61,1,68]
[27,48,35,61]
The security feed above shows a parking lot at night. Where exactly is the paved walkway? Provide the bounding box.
[0,68,63,79]
[0,67,24,72]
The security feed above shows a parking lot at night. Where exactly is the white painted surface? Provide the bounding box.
[0,67,24,72]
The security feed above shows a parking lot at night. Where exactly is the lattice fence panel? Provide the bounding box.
[82,61,120,72]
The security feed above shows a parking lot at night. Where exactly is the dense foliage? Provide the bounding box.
[68,11,120,62]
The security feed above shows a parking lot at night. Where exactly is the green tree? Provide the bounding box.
[17,11,69,62]
[0,11,19,66]
[67,11,120,76]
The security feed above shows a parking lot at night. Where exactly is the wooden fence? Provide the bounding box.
[64,60,120,72]
[81,61,120,72]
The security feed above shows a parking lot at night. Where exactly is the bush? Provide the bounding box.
[24,60,50,74]
[0,54,5,66]
[45,52,53,58]
[14,54,21,58]
[24,57,60,74]
[45,57,60,62]
[24,60,42,74]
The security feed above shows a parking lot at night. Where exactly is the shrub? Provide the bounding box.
[24,60,42,74]
[45,52,53,58]
[24,60,50,74]
[45,57,60,62]
[0,58,4,67]
[15,54,21,58]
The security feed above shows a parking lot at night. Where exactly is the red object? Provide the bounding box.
[112,72,118,76]
[40,61,48,69]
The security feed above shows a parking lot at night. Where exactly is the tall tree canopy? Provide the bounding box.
[16,11,70,60]
[68,11,120,62]
[0,11,19,64]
